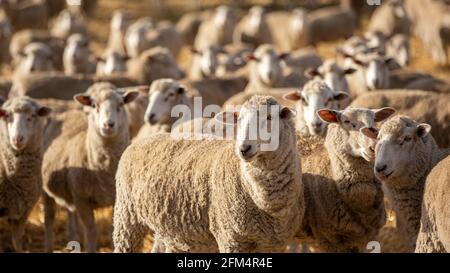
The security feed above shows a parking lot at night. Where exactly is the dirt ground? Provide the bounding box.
[0,0,448,253]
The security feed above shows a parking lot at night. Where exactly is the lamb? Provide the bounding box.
[368,0,410,37]
[194,5,237,50]
[113,95,303,252]
[50,8,87,40]
[0,97,52,252]
[42,83,139,253]
[415,155,450,253]
[282,79,349,137]
[294,106,395,252]
[96,51,129,76]
[233,6,272,48]
[268,8,309,51]
[63,34,97,75]
[106,10,132,55]
[350,90,450,148]
[0,9,11,65]
[360,115,449,252]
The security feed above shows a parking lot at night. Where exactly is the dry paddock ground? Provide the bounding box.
[0,0,449,253]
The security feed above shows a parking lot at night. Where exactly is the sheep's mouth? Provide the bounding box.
[377,170,394,180]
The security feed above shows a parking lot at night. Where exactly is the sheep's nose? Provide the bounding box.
[148,113,156,123]
[239,144,251,156]
[375,164,387,173]
[104,121,115,129]
[12,135,24,146]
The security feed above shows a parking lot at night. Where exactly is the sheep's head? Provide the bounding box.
[283,80,349,136]
[305,59,356,93]
[318,107,396,162]
[0,97,51,151]
[361,115,432,182]
[247,44,288,87]
[216,96,296,162]
[97,51,129,75]
[18,43,55,74]
[74,83,139,138]
[191,45,227,78]
[347,52,394,91]
[65,34,90,61]
[145,79,189,126]
[139,47,185,83]
[53,9,85,38]
[213,5,235,29]
[388,34,410,67]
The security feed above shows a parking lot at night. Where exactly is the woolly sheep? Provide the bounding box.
[50,8,87,40]
[267,9,309,51]
[294,106,396,252]
[106,10,132,55]
[42,83,139,253]
[14,42,55,78]
[233,6,272,48]
[189,45,227,80]
[144,21,182,58]
[368,0,410,37]
[360,115,449,252]
[124,17,154,58]
[63,34,97,75]
[415,155,450,253]
[283,79,349,137]
[194,5,237,50]
[96,51,129,76]
[350,90,450,148]
[113,95,303,252]
[387,34,411,67]
[0,97,51,252]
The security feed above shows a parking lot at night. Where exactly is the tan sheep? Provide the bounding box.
[175,10,210,46]
[96,51,129,76]
[415,155,450,253]
[113,95,303,252]
[360,115,449,252]
[63,34,97,75]
[0,97,52,252]
[14,42,55,77]
[50,8,87,40]
[350,90,450,148]
[124,17,154,58]
[106,10,132,55]
[368,0,410,37]
[233,6,272,48]
[42,83,139,253]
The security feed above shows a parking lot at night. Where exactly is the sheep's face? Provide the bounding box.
[125,20,153,57]
[216,96,296,162]
[351,54,393,91]
[191,46,226,78]
[284,80,349,136]
[362,116,432,182]
[98,52,128,75]
[0,98,51,151]
[305,60,356,93]
[56,10,81,35]
[389,35,410,67]
[74,88,139,138]
[64,34,90,62]
[18,43,54,74]
[145,80,188,126]
[216,50,249,76]
[318,107,396,162]
[248,46,287,87]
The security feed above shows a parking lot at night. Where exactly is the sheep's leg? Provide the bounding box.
[75,202,97,253]
[10,216,27,252]
[44,193,56,253]
[112,202,148,253]
[67,210,81,242]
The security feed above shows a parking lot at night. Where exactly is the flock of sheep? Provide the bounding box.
[0,0,449,253]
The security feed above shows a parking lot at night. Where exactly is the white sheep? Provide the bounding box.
[233,6,272,48]
[386,34,411,67]
[106,10,132,55]
[42,82,139,253]
[96,51,129,76]
[50,8,87,40]
[14,42,55,77]
[360,115,449,252]
[124,17,154,58]
[113,95,303,252]
[63,34,97,75]
[0,97,51,252]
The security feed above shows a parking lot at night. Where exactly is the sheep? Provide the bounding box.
[294,106,396,252]
[386,34,411,67]
[233,6,272,48]
[106,10,132,55]
[175,10,210,46]
[9,29,65,70]
[194,5,237,50]
[0,9,12,65]
[9,0,49,31]
[113,95,303,253]
[368,0,410,37]
[268,8,309,51]
[63,34,97,75]
[96,51,129,76]
[124,17,154,58]
[189,45,227,80]
[415,155,450,253]
[282,79,350,137]
[144,21,183,58]
[360,115,449,252]
[14,42,55,78]
[0,96,52,252]
[50,8,87,40]
[350,90,450,148]
[42,83,139,253]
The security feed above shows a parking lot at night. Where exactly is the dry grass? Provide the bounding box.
[0,0,448,253]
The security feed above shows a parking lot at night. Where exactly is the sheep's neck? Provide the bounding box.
[85,125,129,173]
[241,135,302,219]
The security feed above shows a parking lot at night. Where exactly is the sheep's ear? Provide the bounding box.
[317,109,340,123]
[278,52,290,60]
[361,127,379,140]
[344,68,357,75]
[374,107,396,122]
[0,108,7,118]
[332,92,349,101]
[245,54,259,62]
[215,111,239,125]
[123,91,139,104]
[283,91,301,101]
[305,68,320,79]
[280,107,296,119]
[37,106,52,117]
[416,123,431,138]
[74,94,93,106]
